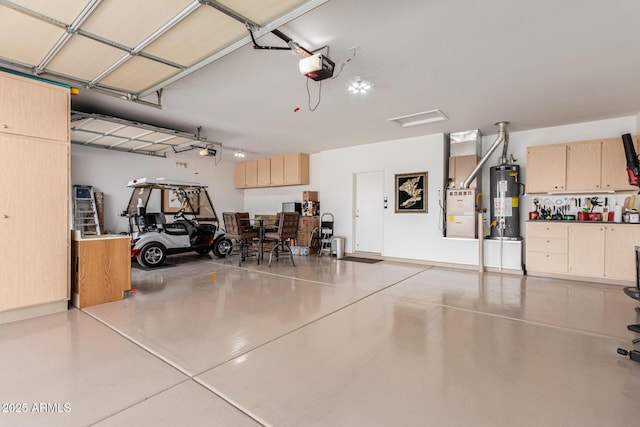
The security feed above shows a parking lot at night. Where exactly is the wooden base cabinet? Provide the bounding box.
[604,224,640,281]
[526,223,568,273]
[526,222,640,284]
[71,236,131,308]
[567,224,605,277]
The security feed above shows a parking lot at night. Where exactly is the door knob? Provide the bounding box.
[2,124,7,128]
[2,214,8,218]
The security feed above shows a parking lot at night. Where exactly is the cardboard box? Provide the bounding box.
[296,231,311,247]
[303,191,318,202]
[299,216,320,231]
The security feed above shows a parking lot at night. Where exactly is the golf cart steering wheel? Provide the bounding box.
[174,209,186,220]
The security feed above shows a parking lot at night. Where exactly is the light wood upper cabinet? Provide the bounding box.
[245,160,258,188]
[526,145,567,193]
[283,153,309,185]
[257,158,271,187]
[604,224,640,281]
[270,155,285,186]
[235,153,309,189]
[568,224,605,277]
[235,161,247,188]
[527,135,640,193]
[601,136,639,191]
[566,140,601,191]
[0,72,69,142]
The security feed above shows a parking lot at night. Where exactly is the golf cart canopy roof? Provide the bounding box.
[126,177,218,222]
[127,177,208,189]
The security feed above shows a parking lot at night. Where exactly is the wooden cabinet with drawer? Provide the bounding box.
[526,222,568,273]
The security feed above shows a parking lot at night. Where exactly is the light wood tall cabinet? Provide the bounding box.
[0,71,70,322]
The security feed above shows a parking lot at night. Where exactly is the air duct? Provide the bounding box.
[462,122,509,189]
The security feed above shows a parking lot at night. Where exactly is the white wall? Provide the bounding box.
[320,133,483,264]
[71,145,243,233]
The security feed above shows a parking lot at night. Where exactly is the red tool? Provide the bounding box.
[622,133,640,188]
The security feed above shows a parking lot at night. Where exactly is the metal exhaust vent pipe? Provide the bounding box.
[462,121,509,189]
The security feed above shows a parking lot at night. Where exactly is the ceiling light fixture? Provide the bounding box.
[348,77,371,94]
[234,151,246,158]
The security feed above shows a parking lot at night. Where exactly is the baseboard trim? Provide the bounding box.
[0,300,68,325]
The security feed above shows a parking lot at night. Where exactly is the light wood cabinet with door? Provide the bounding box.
[567,224,605,277]
[72,235,131,308]
[601,135,640,191]
[270,155,285,186]
[234,161,247,188]
[283,153,309,185]
[244,160,258,188]
[257,157,271,187]
[566,140,601,191]
[0,71,70,321]
[0,72,69,142]
[234,160,258,189]
[604,224,640,281]
[526,145,567,193]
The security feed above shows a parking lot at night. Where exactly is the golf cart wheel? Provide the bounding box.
[137,243,167,268]
[213,236,232,258]
[196,247,212,255]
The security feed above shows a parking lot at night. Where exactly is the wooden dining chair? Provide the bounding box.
[264,212,299,267]
[222,212,259,266]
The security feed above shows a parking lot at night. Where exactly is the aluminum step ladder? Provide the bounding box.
[73,185,101,236]
[318,213,334,257]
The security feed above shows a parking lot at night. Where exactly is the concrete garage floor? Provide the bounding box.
[1,253,639,426]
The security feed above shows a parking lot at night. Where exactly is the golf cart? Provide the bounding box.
[125,177,232,268]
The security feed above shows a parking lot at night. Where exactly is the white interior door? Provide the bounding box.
[354,171,383,253]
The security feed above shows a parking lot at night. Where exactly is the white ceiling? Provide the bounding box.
[49,0,640,157]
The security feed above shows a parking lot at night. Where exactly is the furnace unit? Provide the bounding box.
[445,130,481,238]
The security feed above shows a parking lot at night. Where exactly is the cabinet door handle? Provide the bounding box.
[2,214,8,219]
[1,124,7,129]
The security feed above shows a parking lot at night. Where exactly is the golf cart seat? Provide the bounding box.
[145,212,166,229]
